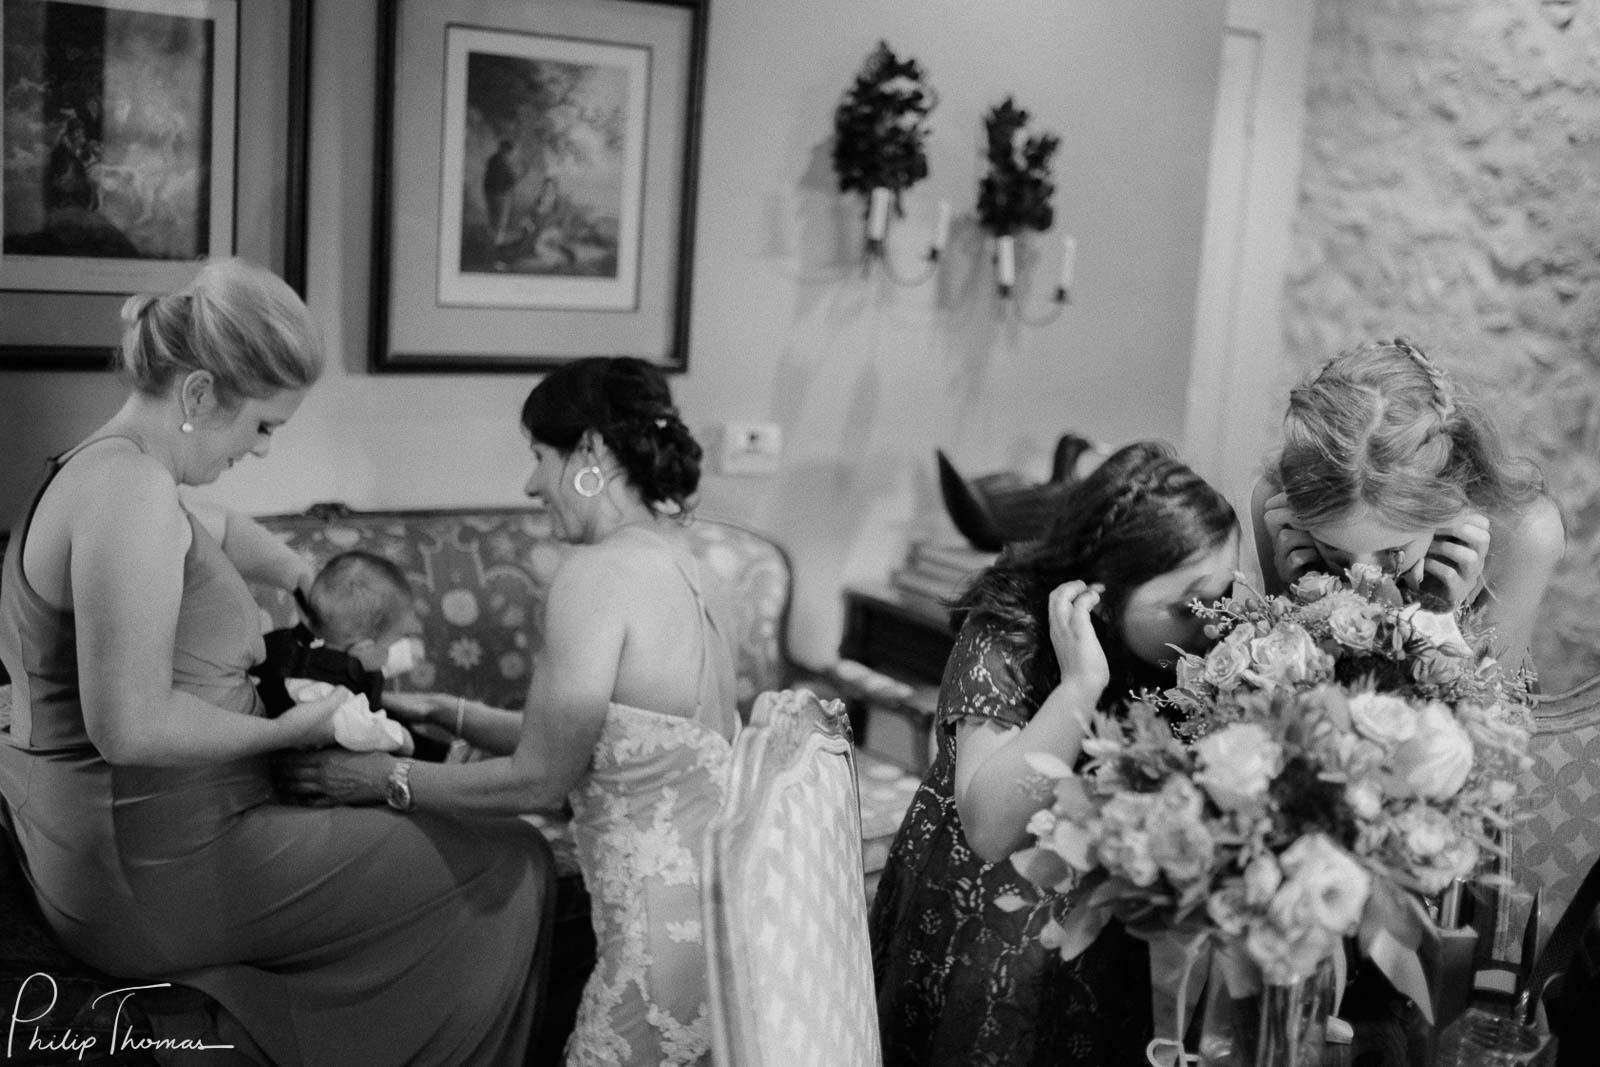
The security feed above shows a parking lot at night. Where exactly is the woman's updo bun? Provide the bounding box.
[520,357,703,512]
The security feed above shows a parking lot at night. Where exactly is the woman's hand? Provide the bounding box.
[275,685,353,750]
[1263,492,1322,584]
[1409,511,1491,612]
[382,691,450,728]
[1047,580,1110,705]
[275,749,395,807]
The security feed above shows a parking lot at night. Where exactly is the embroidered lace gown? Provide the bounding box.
[0,440,556,1066]
[868,621,1153,1067]
[563,547,739,1067]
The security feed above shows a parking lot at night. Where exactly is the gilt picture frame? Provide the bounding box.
[371,0,706,373]
[0,0,311,368]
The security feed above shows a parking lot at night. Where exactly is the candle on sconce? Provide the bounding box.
[931,200,952,254]
[1058,234,1077,292]
[996,235,1016,290]
[866,187,892,242]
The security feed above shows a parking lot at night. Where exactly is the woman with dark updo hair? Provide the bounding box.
[282,357,740,1066]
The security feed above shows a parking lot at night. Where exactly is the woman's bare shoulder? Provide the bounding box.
[1494,493,1565,564]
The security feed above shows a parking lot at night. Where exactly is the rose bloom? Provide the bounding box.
[1411,647,1467,687]
[1103,829,1159,887]
[1389,702,1475,800]
[1346,692,1419,749]
[1327,600,1382,651]
[1345,780,1383,821]
[1248,624,1331,687]
[1243,854,1283,906]
[1401,604,1473,656]
[1272,834,1372,937]
[1206,884,1251,938]
[1202,633,1254,691]
[1395,805,1453,859]
[1195,723,1283,810]
[1293,573,1342,602]
[1149,815,1215,887]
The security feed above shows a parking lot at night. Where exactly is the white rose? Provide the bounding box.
[1389,702,1475,800]
[1202,636,1254,691]
[1195,723,1283,810]
[1346,692,1419,749]
[1293,573,1342,602]
[1345,780,1383,821]
[1249,624,1330,688]
[1243,854,1282,906]
[1327,601,1382,651]
[1401,604,1473,656]
[1273,834,1371,936]
[1149,816,1215,887]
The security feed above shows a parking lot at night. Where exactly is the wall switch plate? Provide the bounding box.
[719,422,782,475]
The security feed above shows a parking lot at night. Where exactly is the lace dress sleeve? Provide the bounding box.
[934,621,1037,732]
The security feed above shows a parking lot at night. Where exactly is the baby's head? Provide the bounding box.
[303,551,418,674]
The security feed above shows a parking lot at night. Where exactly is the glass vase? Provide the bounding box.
[1197,957,1336,1067]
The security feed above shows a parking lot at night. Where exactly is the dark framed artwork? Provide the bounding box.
[371,0,707,373]
[0,0,311,368]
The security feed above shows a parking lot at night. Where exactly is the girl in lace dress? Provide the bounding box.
[282,357,739,1067]
[870,442,1239,1066]
[1252,338,1563,674]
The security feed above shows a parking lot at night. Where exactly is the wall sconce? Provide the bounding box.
[832,41,938,283]
[977,97,1070,322]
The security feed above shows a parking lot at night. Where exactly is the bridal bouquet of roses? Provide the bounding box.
[1011,563,1533,1023]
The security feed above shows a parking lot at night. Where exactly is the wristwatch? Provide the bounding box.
[384,759,415,812]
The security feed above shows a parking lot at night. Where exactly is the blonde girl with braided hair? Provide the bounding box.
[1251,338,1564,672]
[871,441,1239,1066]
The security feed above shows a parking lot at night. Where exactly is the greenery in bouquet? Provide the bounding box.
[1010,562,1533,1016]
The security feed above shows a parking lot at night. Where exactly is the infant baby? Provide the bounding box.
[253,550,436,757]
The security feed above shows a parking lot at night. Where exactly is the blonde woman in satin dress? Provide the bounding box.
[282,356,740,1066]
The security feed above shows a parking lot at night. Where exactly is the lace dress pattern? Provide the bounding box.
[565,702,732,1067]
[868,622,1153,1067]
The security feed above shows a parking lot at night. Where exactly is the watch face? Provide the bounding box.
[386,763,412,811]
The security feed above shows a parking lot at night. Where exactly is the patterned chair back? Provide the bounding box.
[701,689,882,1067]
[1517,679,1600,941]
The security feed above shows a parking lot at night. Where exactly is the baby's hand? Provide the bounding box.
[383,691,449,728]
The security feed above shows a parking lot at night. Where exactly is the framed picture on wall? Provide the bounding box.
[371,0,707,373]
[0,0,310,368]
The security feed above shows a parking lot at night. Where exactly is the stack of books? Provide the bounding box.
[889,540,999,617]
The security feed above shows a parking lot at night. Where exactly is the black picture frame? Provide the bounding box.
[370,0,707,373]
[0,0,312,370]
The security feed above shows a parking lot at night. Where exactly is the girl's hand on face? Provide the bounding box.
[1048,580,1110,705]
[1263,492,1322,584]
[1410,511,1491,611]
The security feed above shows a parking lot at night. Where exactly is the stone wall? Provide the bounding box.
[1286,0,1600,690]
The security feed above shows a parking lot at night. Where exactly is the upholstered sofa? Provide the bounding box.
[0,502,919,1063]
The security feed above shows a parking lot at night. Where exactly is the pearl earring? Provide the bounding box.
[181,421,194,434]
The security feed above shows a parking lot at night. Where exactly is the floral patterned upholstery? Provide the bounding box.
[702,689,883,1067]
[251,504,793,713]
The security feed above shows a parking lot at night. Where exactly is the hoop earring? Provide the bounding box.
[573,465,605,498]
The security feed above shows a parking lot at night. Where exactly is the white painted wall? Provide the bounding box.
[1,0,1227,668]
